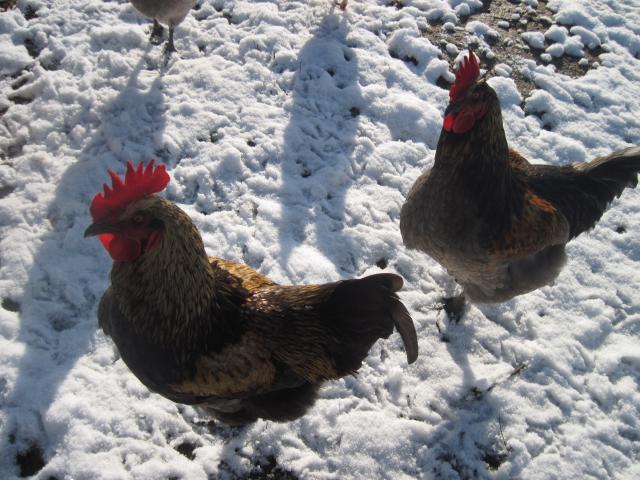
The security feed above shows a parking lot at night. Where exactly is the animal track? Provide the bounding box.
[0,184,16,199]
[2,298,20,312]
[16,444,45,477]
[175,441,197,460]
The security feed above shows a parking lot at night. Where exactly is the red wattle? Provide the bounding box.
[452,110,475,133]
[99,233,141,262]
[443,114,455,131]
[99,233,114,251]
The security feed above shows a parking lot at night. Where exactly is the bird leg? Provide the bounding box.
[441,294,466,323]
[164,27,176,55]
[149,19,164,45]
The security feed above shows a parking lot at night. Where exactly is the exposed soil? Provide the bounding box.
[16,444,45,477]
[0,0,17,11]
[244,455,299,480]
[421,0,602,97]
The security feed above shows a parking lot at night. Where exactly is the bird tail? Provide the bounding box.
[577,146,640,181]
[529,146,640,238]
[324,273,418,375]
[569,146,640,236]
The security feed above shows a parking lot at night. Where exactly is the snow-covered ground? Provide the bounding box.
[1,0,640,478]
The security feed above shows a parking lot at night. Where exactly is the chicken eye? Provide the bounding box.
[132,214,145,225]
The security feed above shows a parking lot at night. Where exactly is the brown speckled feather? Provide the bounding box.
[97,198,417,424]
[489,189,569,261]
[169,331,278,397]
[208,257,276,291]
[508,148,532,170]
[167,258,342,397]
[400,77,640,304]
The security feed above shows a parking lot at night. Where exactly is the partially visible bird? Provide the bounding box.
[128,0,350,54]
[400,50,640,319]
[86,161,418,425]
[130,0,196,53]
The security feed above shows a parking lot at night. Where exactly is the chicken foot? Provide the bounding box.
[149,19,164,45]
[440,294,466,323]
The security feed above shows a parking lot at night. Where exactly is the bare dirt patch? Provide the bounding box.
[421,0,603,97]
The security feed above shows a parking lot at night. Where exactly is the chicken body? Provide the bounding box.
[92,195,417,425]
[130,0,196,52]
[401,76,640,306]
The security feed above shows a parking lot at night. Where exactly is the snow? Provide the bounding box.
[545,43,564,58]
[443,21,456,32]
[445,42,458,56]
[569,25,601,50]
[1,0,640,479]
[494,63,512,78]
[465,20,499,43]
[521,31,545,50]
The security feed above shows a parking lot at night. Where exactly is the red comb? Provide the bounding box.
[90,160,170,221]
[449,50,480,102]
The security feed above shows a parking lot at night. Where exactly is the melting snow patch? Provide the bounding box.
[522,31,546,50]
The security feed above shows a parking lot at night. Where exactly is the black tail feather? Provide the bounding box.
[528,146,640,239]
[325,273,418,375]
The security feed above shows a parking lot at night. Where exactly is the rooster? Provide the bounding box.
[85,161,418,425]
[129,0,196,53]
[400,51,640,319]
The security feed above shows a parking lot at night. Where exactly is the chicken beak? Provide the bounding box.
[84,221,116,238]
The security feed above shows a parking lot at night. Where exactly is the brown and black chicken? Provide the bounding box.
[86,161,418,425]
[400,51,640,319]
